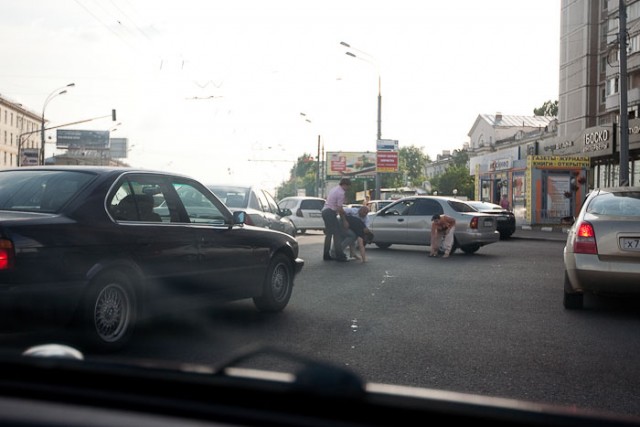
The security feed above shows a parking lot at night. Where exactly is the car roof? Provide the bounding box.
[1,165,193,179]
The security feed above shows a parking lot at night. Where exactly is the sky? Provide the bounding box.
[0,0,560,193]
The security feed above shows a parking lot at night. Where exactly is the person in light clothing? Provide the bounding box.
[341,205,372,263]
[429,214,456,258]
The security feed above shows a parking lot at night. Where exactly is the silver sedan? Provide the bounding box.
[563,186,640,309]
[367,196,500,254]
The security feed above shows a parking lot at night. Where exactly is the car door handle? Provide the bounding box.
[397,218,404,222]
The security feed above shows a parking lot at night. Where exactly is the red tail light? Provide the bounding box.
[296,208,303,217]
[0,239,15,270]
[469,216,479,229]
[573,221,598,254]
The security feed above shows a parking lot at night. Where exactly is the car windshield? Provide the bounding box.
[3,1,640,425]
[207,186,251,208]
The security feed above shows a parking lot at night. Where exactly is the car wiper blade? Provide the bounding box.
[213,345,365,398]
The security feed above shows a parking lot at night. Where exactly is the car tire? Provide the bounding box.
[460,243,480,254]
[253,253,293,312]
[77,271,137,352]
[375,243,392,249]
[563,272,584,309]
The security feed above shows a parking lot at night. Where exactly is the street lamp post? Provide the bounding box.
[341,41,382,199]
[41,83,75,165]
[300,112,322,197]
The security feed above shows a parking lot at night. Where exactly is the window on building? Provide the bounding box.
[628,34,640,55]
[607,76,619,96]
[629,1,640,21]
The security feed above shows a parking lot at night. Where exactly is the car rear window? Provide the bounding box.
[587,191,640,217]
[300,199,324,210]
[0,170,96,213]
[448,200,477,213]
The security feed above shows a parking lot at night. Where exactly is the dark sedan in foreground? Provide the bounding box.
[466,200,516,239]
[0,167,303,352]
[563,186,640,309]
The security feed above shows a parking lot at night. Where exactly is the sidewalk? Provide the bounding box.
[511,224,569,242]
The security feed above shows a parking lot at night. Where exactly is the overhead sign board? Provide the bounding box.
[109,138,128,158]
[19,148,39,166]
[56,129,110,149]
[377,139,398,151]
[326,152,376,179]
[376,151,399,172]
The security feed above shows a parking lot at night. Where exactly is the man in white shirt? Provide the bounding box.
[321,178,351,262]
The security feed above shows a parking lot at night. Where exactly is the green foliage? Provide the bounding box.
[430,164,474,199]
[533,100,558,117]
[380,145,430,189]
[275,146,431,201]
[276,153,319,199]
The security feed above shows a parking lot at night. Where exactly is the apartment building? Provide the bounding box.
[0,95,42,167]
[559,0,640,187]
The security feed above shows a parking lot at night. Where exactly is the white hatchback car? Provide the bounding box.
[278,196,326,234]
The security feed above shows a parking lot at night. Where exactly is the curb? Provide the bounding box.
[520,225,570,234]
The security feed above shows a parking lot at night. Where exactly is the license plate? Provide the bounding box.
[483,219,493,227]
[621,238,640,251]
[309,212,321,217]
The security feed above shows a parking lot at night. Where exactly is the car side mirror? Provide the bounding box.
[280,208,292,217]
[233,210,246,225]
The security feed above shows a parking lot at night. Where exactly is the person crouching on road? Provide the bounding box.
[321,177,351,262]
[341,205,372,263]
[430,214,456,258]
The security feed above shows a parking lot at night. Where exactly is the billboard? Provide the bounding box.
[326,152,376,179]
[110,138,128,158]
[376,151,399,172]
[19,148,39,166]
[56,129,110,149]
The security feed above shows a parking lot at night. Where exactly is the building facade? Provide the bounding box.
[0,95,42,167]
[460,1,640,226]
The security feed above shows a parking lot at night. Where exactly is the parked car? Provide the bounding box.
[0,167,304,352]
[207,184,297,237]
[466,200,516,239]
[366,199,394,213]
[278,196,325,234]
[563,186,640,309]
[367,196,500,254]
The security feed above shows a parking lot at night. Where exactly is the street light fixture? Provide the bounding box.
[340,41,382,199]
[300,112,322,196]
[41,83,75,165]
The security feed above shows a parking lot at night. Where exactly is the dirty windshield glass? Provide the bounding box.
[1,0,640,424]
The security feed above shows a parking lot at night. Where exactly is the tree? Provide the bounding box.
[380,145,430,189]
[275,153,319,199]
[533,100,558,117]
[429,149,473,199]
[430,165,474,199]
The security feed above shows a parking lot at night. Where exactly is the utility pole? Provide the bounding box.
[619,0,630,186]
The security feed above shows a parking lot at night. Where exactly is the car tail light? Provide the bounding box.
[296,208,303,217]
[573,221,598,254]
[0,239,15,270]
[469,216,479,229]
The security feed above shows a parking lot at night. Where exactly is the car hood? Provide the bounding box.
[0,344,635,427]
